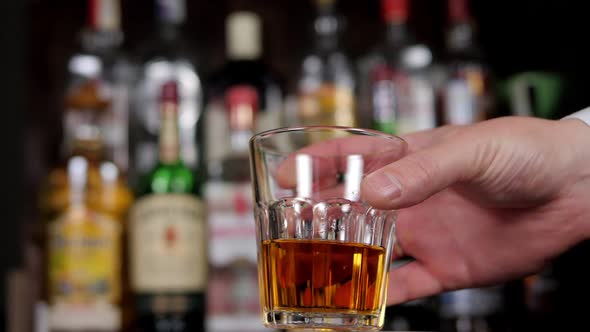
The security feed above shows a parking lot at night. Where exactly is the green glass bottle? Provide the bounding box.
[129,81,206,332]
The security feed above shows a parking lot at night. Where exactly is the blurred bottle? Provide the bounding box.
[129,81,207,332]
[203,11,282,192]
[442,0,493,125]
[63,0,132,174]
[45,155,126,332]
[297,0,356,131]
[358,0,436,135]
[357,0,410,132]
[205,86,261,331]
[500,72,564,119]
[204,11,283,138]
[439,287,509,332]
[40,2,134,324]
[131,0,203,188]
[39,99,133,331]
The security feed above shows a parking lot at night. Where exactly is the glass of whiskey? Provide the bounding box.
[249,126,407,330]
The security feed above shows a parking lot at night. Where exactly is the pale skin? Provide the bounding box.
[360,116,590,305]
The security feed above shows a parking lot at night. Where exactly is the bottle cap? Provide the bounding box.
[87,0,121,31]
[160,81,179,104]
[381,0,408,24]
[225,85,259,112]
[68,156,89,188]
[401,44,433,69]
[449,0,471,23]
[100,161,119,184]
[225,85,258,130]
[226,11,262,60]
[68,54,102,77]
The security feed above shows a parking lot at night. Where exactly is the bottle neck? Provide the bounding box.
[70,182,86,208]
[447,0,477,56]
[68,157,88,208]
[385,21,408,53]
[315,20,339,54]
[227,45,261,62]
[159,102,180,164]
[314,0,340,55]
[81,30,123,55]
[67,124,106,164]
[447,21,476,56]
[82,0,123,54]
[156,0,185,41]
[316,33,339,55]
[230,130,253,155]
[158,21,182,42]
[70,143,105,165]
[230,106,254,154]
[448,0,470,24]
[100,161,119,188]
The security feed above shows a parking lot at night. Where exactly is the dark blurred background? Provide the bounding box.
[3,0,590,331]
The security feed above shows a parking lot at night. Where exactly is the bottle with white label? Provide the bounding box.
[205,86,261,331]
[129,81,206,332]
[442,0,492,125]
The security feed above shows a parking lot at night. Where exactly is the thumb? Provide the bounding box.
[361,135,481,210]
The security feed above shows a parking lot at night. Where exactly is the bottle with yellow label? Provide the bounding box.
[46,156,123,331]
[297,0,357,126]
[129,81,207,332]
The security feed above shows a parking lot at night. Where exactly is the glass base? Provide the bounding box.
[263,309,383,330]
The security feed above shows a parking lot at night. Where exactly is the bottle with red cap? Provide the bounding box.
[205,85,262,331]
[358,0,436,135]
[201,21,280,320]
[382,0,411,67]
[204,11,283,139]
[361,0,410,133]
[442,0,494,125]
[129,81,207,332]
[63,0,132,174]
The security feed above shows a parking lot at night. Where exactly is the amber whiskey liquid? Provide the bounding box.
[260,239,388,316]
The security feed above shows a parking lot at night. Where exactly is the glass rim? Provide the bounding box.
[250,125,407,156]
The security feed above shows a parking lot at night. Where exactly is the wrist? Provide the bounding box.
[562,107,590,126]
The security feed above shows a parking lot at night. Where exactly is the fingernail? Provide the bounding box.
[365,171,402,200]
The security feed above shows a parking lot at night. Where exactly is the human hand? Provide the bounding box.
[361,117,590,305]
